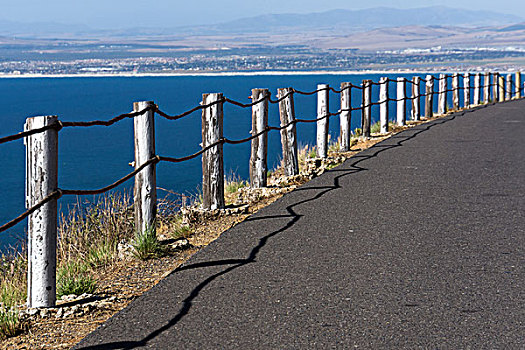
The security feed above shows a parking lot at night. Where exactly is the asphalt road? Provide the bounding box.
[75,99,524,349]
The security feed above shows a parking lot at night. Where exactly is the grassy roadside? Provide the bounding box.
[0,116,428,345]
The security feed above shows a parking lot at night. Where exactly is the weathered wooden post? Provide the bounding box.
[25,115,59,308]
[278,88,299,176]
[452,73,460,110]
[379,77,389,133]
[425,75,434,118]
[483,72,491,103]
[340,82,352,151]
[249,89,269,188]
[473,73,481,106]
[201,94,225,210]
[498,75,505,102]
[134,101,157,234]
[506,74,512,100]
[396,77,406,126]
[516,72,521,99]
[316,84,329,158]
[493,73,499,102]
[438,74,447,114]
[362,80,372,137]
[464,73,471,108]
[411,76,420,121]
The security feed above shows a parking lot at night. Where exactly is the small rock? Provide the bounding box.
[171,239,190,250]
[62,307,74,318]
[61,294,77,301]
[117,240,134,260]
[85,301,98,308]
[71,305,80,313]
[82,305,92,314]
[39,308,49,318]
[97,301,112,308]
[55,308,64,318]
[27,308,39,316]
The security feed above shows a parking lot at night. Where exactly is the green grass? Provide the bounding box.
[328,139,341,154]
[0,251,27,339]
[225,173,248,194]
[56,260,97,298]
[0,283,26,340]
[0,304,23,340]
[171,225,192,240]
[371,121,381,134]
[85,240,117,268]
[132,225,165,260]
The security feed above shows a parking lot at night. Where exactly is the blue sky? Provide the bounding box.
[2,0,524,28]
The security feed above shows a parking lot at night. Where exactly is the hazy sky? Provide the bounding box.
[2,0,524,28]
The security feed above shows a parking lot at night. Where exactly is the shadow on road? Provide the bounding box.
[77,105,488,349]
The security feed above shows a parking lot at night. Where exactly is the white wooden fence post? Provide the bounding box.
[438,74,447,115]
[506,74,512,100]
[25,115,59,308]
[473,73,481,106]
[316,84,329,158]
[483,72,491,103]
[425,75,434,118]
[340,82,352,151]
[411,76,420,121]
[493,73,499,102]
[452,73,460,110]
[278,88,299,176]
[379,77,389,133]
[464,73,471,108]
[133,101,157,235]
[250,88,269,188]
[201,94,225,210]
[498,75,505,102]
[362,80,372,137]
[396,77,406,126]
[516,72,521,99]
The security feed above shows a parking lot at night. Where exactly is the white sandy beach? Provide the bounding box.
[0,69,456,79]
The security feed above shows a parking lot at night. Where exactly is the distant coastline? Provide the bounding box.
[0,69,457,79]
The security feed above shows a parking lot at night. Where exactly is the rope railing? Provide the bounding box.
[0,123,61,145]
[60,107,153,128]
[3,70,524,308]
[2,71,523,233]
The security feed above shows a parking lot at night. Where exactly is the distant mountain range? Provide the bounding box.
[197,6,524,34]
[0,6,523,38]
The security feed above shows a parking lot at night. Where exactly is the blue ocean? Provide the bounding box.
[0,73,456,250]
